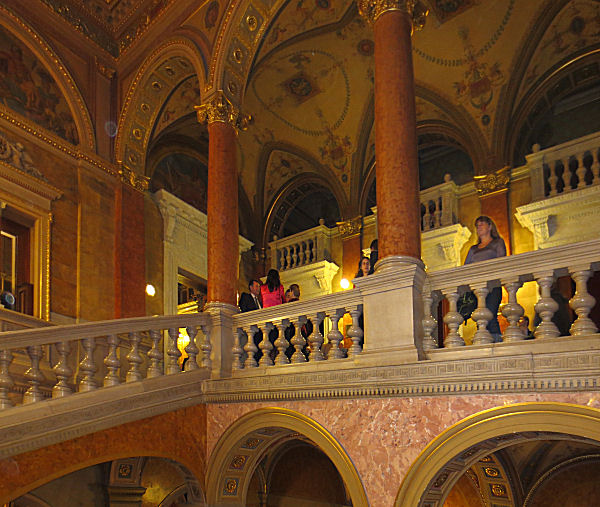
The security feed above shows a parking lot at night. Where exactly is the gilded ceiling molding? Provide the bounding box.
[357,0,428,30]
[474,166,510,196]
[114,38,207,178]
[195,91,252,131]
[337,216,362,240]
[118,164,150,192]
[0,5,96,152]
[95,56,116,80]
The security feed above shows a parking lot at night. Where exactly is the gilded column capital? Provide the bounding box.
[337,216,362,239]
[194,92,252,132]
[119,164,149,192]
[357,0,428,29]
[474,166,510,196]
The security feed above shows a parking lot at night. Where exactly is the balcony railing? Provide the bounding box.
[420,179,460,231]
[0,313,211,410]
[527,132,600,201]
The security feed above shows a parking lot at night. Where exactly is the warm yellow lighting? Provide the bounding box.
[145,284,156,296]
[340,278,350,290]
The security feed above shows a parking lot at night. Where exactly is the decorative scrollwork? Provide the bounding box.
[474,166,510,196]
[336,216,362,239]
[119,164,149,192]
[194,92,252,132]
[357,0,428,29]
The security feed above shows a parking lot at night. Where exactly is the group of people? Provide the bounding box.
[238,269,302,313]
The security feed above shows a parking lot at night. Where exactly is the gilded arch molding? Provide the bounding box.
[205,407,368,506]
[0,5,95,152]
[395,402,600,507]
[115,39,208,179]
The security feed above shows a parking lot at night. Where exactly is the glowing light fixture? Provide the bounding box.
[340,278,350,290]
[145,284,156,297]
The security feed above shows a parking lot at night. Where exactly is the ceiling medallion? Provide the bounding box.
[140,103,150,112]
[246,15,258,31]
[132,128,142,140]
[151,81,162,90]
[228,81,238,94]
[233,48,244,63]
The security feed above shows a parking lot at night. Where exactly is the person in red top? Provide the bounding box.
[261,269,285,307]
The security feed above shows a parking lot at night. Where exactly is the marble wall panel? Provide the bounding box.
[207,393,600,507]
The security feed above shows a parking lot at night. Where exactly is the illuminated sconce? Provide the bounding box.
[145,284,156,297]
[340,278,350,290]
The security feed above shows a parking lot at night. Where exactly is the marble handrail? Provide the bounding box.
[526,131,600,201]
[422,238,600,349]
[0,308,54,332]
[0,313,211,409]
[268,222,335,271]
[232,288,364,367]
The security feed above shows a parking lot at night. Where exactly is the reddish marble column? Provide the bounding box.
[206,121,239,306]
[371,6,421,262]
[114,182,146,318]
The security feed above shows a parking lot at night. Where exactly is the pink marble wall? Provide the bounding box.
[207,393,600,507]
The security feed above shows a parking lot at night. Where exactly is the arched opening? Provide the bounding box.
[396,403,600,507]
[9,457,204,506]
[206,408,367,506]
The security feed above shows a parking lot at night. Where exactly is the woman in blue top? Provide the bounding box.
[464,215,506,341]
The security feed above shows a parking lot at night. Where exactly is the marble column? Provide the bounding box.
[358,0,426,266]
[197,93,241,306]
[114,175,147,318]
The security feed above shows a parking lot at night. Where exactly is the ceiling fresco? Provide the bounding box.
[515,0,600,108]
[182,0,227,55]
[151,75,201,141]
[0,24,79,144]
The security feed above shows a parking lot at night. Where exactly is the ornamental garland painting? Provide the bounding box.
[0,25,79,145]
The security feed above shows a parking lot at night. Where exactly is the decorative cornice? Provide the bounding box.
[336,216,362,239]
[474,166,510,196]
[95,56,116,80]
[119,164,149,192]
[195,92,252,131]
[357,0,428,30]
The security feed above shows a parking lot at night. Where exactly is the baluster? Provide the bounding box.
[346,306,364,358]
[501,280,525,342]
[576,152,586,190]
[23,345,45,404]
[561,157,571,192]
[435,197,442,228]
[146,330,163,378]
[0,349,14,409]
[312,236,317,262]
[422,292,438,350]
[199,323,212,370]
[569,267,598,336]
[422,204,431,231]
[591,148,600,184]
[184,326,200,371]
[290,315,307,363]
[292,245,299,268]
[298,242,305,266]
[548,160,558,196]
[232,328,244,371]
[126,332,143,382]
[326,309,345,359]
[53,340,73,397]
[442,289,465,347]
[166,327,182,374]
[534,274,560,339]
[285,246,292,270]
[273,319,290,365]
[258,323,274,366]
[104,334,122,385]
[277,248,283,270]
[78,337,98,392]
[244,325,259,368]
[306,312,325,361]
[471,284,493,345]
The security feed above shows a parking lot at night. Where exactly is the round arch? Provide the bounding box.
[395,402,600,507]
[115,38,208,177]
[205,407,368,506]
[0,5,95,150]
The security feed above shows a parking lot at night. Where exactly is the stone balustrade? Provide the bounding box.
[0,313,211,410]
[419,179,460,231]
[232,289,364,370]
[269,220,335,271]
[527,132,600,201]
[422,238,600,350]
